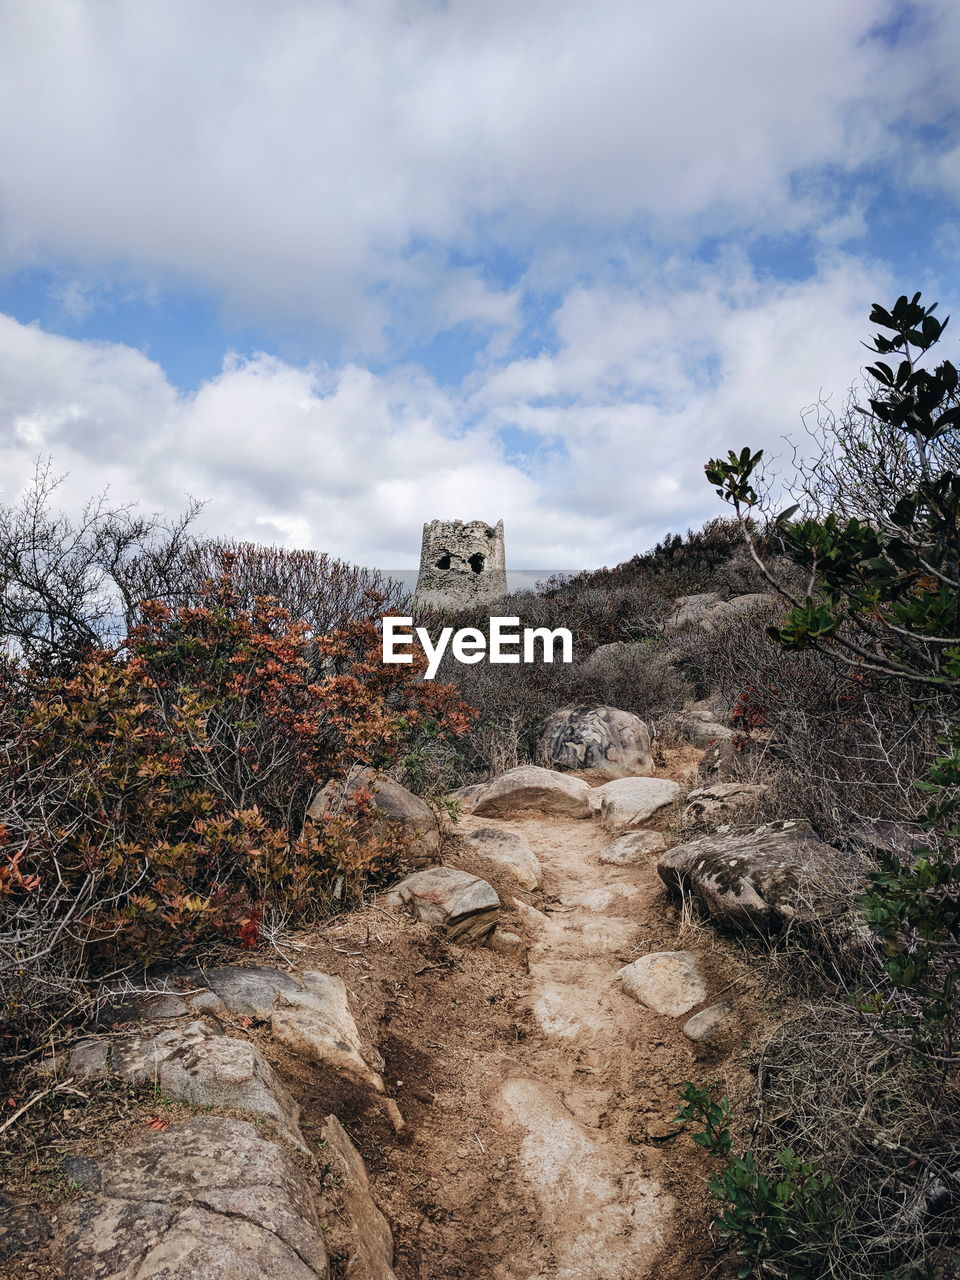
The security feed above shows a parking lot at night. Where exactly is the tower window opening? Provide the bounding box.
[436,553,452,570]
[469,553,485,574]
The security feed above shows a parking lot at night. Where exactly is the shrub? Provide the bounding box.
[0,572,473,1052]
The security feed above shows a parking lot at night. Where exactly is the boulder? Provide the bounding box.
[697,735,762,783]
[56,1115,328,1279]
[681,782,766,833]
[675,698,734,748]
[321,1116,396,1280]
[308,769,440,866]
[69,1021,305,1147]
[616,952,707,1017]
[461,826,542,890]
[658,819,846,930]
[599,829,668,865]
[203,965,387,1098]
[593,776,682,835]
[383,866,500,944]
[536,703,654,779]
[467,766,592,819]
[665,592,776,633]
[682,1000,734,1047]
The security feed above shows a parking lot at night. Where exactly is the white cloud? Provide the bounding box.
[0,252,897,569]
[0,0,950,343]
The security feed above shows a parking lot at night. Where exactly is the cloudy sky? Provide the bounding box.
[1,0,958,569]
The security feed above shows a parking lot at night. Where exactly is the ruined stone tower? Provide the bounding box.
[414,519,508,611]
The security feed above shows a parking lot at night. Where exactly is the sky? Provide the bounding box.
[0,0,959,571]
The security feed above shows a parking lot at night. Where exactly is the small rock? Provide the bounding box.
[487,928,525,956]
[616,951,707,1017]
[682,1000,734,1046]
[593,777,682,835]
[681,783,766,833]
[462,826,542,890]
[204,965,388,1098]
[384,866,500,944]
[599,830,667,865]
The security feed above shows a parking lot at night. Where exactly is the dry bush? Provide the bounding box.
[747,999,959,1279]
[674,606,948,841]
[146,538,409,639]
[0,574,472,1057]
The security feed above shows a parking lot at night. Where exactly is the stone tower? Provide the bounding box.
[414,519,508,611]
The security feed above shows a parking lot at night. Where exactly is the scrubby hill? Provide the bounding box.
[2,296,959,1280]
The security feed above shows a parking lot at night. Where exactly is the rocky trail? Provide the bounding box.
[6,756,771,1280]
[359,784,748,1280]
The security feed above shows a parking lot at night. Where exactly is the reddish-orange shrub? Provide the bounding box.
[1,574,474,996]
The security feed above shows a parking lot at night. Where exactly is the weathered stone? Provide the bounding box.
[658,820,846,930]
[308,769,440,867]
[697,735,763,783]
[682,1000,734,1047]
[665,592,776,633]
[537,703,654,780]
[383,866,500,944]
[617,952,707,1017]
[321,1116,396,1280]
[85,1020,306,1147]
[56,1116,328,1279]
[598,829,668,865]
[414,518,507,611]
[593,777,682,835]
[675,698,734,748]
[681,782,766,832]
[0,1193,51,1260]
[461,826,542,889]
[487,928,525,956]
[846,819,929,857]
[203,965,387,1096]
[469,766,592,819]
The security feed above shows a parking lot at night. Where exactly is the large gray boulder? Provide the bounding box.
[383,866,500,944]
[658,819,845,930]
[68,1021,306,1147]
[56,1115,328,1279]
[537,703,654,779]
[461,826,543,890]
[308,768,440,866]
[592,776,682,834]
[460,765,592,819]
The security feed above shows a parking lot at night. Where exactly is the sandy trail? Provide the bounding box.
[365,806,710,1280]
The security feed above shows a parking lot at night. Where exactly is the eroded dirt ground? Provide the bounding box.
[288,789,753,1280]
[3,757,759,1279]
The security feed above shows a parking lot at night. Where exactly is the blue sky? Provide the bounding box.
[0,0,959,568]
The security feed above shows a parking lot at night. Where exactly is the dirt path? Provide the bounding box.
[312,801,737,1280]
